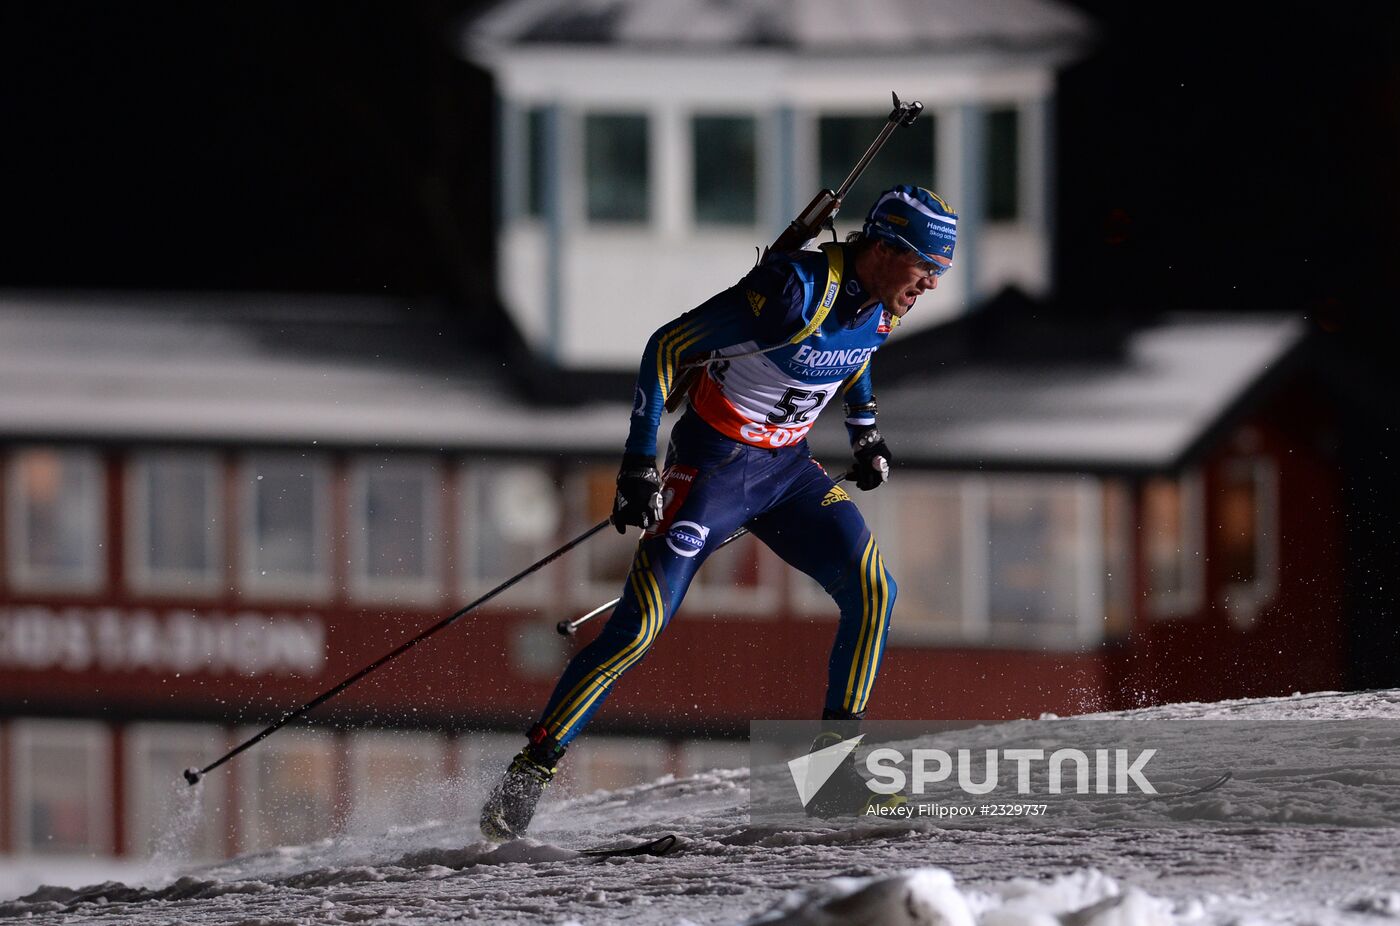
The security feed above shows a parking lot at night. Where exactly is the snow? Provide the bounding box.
[3,689,1398,924]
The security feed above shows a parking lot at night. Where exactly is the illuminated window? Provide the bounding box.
[818,113,935,234]
[242,454,331,599]
[10,720,110,854]
[349,457,442,604]
[237,729,336,851]
[125,724,228,860]
[128,451,223,594]
[1216,458,1279,626]
[460,461,561,602]
[585,113,649,223]
[877,477,965,639]
[677,738,748,777]
[567,736,668,795]
[693,114,756,226]
[6,447,105,592]
[985,480,1086,644]
[573,465,638,602]
[569,465,775,616]
[346,732,445,835]
[1144,471,1205,617]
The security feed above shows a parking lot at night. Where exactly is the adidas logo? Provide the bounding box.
[821,485,851,507]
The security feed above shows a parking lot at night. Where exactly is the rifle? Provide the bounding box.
[664,92,924,413]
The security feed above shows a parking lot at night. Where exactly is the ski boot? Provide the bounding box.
[480,731,565,841]
[804,726,908,819]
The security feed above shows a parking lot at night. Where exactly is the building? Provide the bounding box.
[0,289,1341,867]
[461,0,1093,368]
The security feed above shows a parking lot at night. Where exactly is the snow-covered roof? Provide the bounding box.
[832,314,1308,472]
[468,0,1093,53]
[0,293,630,454]
[0,294,1305,471]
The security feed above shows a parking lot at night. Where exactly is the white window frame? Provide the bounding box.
[9,719,111,855]
[124,722,228,860]
[348,456,443,605]
[126,450,224,596]
[6,446,106,594]
[239,453,332,601]
[458,459,561,607]
[1219,457,1280,629]
[1146,469,1206,619]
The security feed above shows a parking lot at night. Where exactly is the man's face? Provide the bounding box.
[867,242,951,317]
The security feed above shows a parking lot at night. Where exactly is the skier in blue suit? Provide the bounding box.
[482,186,957,839]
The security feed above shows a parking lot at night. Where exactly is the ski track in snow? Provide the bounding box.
[4,690,1400,925]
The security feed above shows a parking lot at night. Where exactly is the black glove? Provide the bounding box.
[851,428,893,491]
[612,453,664,533]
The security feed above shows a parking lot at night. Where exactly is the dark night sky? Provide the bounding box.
[2,2,1396,334]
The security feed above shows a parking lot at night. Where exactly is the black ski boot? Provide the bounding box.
[804,721,908,819]
[480,731,565,841]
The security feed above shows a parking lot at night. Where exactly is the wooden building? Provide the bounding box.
[0,292,1340,867]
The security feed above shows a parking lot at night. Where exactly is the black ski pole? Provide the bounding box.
[557,471,855,637]
[184,516,614,786]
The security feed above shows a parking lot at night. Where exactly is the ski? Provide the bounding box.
[1149,771,1232,799]
[577,833,678,859]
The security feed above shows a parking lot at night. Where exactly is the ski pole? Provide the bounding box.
[184,516,615,786]
[557,471,854,637]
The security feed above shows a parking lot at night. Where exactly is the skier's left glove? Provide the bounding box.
[850,428,893,491]
[612,454,664,533]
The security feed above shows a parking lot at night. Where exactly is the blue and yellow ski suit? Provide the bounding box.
[532,243,898,748]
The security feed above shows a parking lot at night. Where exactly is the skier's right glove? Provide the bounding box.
[851,428,893,491]
[612,454,664,534]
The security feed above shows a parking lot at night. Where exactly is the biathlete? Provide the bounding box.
[481,186,957,838]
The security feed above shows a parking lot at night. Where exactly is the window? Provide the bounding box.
[1102,479,1134,638]
[128,451,223,594]
[1216,458,1279,626]
[683,531,776,616]
[525,106,549,219]
[570,465,774,616]
[985,481,1085,644]
[242,454,331,599]
[818,113,935,232]
[876,477,965,639]
[566,736,668,794]
[237,729,336,851]
[460,461,561,602]
[677,738,748,777]
[574,465,638,601]
[692,114,756,225]
[986,107,1020,221]
[584,112,649,223]
[10,720,110,854]
[350,458,442,603]
[1144,472,1205,617]
[125,724,228,860]
[346,732,445,835]
[6,447,105,592]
